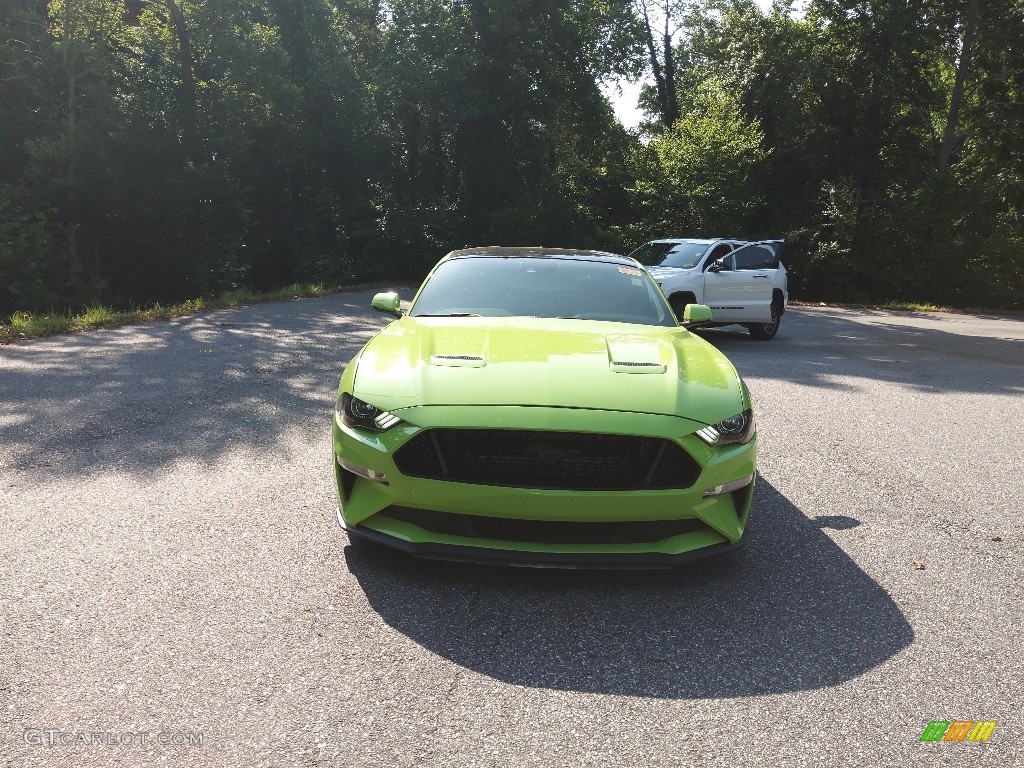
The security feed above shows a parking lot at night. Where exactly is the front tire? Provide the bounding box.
[745,303,781,340]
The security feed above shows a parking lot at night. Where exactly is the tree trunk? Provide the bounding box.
[849,33,893,268]
[164,0,196,152]
[61,20,85,294]
[638,3,669,127]
[661,14,678,126]
[636,1,679,128]
[939,0,979,171]
[406,109,420,206]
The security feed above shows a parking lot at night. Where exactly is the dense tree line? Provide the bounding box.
[1,0,1021,316]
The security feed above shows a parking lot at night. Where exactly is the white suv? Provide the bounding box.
[627,238,788,340]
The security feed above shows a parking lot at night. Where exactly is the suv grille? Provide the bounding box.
[393,429,700,490]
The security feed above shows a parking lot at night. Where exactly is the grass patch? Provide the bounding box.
[793,299,1023,315]
[71,305,124,330]
[792,299,951,313]
[0,281,385,344]
[7,310,71,338]
[877,301,945,312]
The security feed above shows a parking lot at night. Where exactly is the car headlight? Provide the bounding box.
[336,392,401,431]
[695,408,755,446]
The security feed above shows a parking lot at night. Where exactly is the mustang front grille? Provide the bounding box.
[379,506,710,544]
[392,429,701,490]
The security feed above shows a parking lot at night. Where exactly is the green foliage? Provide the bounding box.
[625,0,1023,309]
[632,82,766,237]
[1,0,1022,315]
[0,192,62,313]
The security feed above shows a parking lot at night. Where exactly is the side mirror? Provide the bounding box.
[682,303,712,326]
[371,292,402,317]
[707,259,724,273]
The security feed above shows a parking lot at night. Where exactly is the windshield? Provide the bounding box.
[411,256,675,327]
[627,241,708,269]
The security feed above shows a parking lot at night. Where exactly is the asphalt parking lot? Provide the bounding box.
[2,294,1022,767]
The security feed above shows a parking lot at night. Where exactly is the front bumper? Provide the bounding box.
[333,405,756,567]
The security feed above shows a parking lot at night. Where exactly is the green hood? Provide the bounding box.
[351,317,744,425]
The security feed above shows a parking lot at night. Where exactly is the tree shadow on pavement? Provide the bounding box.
[0,291,401,481]
[345,478,913,699]
[694,307,1024,396]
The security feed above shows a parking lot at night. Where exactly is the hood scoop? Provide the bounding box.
[430,354,487,368]
[606,335,668,374]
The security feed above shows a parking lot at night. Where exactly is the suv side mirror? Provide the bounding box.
[707,258,725,273]
[371,292,402,317]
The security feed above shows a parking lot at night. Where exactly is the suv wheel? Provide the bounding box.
[745,302,781,341]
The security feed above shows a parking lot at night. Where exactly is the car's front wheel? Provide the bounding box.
[745,303,781,341]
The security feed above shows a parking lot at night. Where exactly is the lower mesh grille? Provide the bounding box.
[380,506,710,545]
[393,428,701,490]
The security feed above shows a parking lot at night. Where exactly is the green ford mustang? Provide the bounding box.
[332,247,756,567]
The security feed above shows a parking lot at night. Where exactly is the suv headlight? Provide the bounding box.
[696,408,755,446]
[336,392,401,431]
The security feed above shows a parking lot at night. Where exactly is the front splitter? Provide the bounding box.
[338,507,744,569]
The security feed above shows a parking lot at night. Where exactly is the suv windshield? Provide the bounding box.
[411,256,675,327]
[627,241,708,269]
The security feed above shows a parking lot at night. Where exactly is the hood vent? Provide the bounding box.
[430,354,486,368]
[610,361,667,374]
